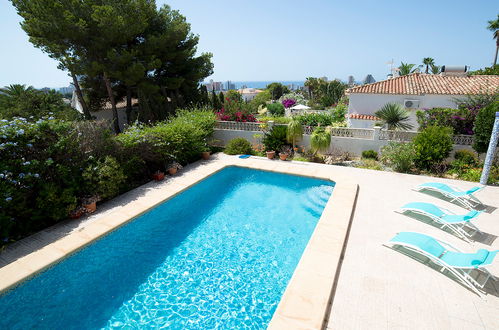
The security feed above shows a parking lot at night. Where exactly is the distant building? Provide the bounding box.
[39,87,52,93]
[319,76,328,82]
[225,81,236,90]
[347,76,355,86]
[204,80,223,92]
[238,88,264,102]
[58,85,75,95]
[362,74,376,85]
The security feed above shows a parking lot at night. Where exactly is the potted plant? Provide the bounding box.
[201,148,211,160]
[168,162,182,175]
[279,146,292,161]
[82,196,99,214]
[266,150,275,159]
[152,170,165,181]
[69,206,86,219]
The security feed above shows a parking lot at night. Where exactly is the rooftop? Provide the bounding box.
[347,73,499,95]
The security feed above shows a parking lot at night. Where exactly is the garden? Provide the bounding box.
[0,110,216,248]
[222,96,499,186]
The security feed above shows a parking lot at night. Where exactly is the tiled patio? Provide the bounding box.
[323,164,499,330]
[1,153,498,329]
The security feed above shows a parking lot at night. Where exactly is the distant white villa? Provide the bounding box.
[238,88,263,102]
[346,72,499,129]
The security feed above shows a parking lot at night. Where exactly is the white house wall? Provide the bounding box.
[347,93,467,129]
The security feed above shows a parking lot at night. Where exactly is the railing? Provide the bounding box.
[379,130,418,142]
[452,135,474,146]
[215,121,265,132]
[329,127,374,139]
[214,121,474,145]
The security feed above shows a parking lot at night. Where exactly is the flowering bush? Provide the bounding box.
[1,110,217,247]
[215,98,256,122]
[0,117,86,244]
[282,99,296,109]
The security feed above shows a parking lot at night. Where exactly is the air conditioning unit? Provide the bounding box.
[404,99,420,108]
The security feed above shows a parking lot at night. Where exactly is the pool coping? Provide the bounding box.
[0,155,358,329]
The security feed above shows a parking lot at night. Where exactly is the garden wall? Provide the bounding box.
[212,121,476,157]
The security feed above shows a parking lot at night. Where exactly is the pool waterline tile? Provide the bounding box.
[0,154,358,329]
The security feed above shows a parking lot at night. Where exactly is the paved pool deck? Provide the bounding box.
[1,153,498,329]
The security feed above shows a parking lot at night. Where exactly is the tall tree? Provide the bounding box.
[487,14,499,66]
[422,57,435,74]
[211,88,221,110]
[266,82,290,100]
[10,0,93,120]
[218,91,225,107]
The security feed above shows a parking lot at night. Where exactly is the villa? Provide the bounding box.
[347,72,499,129]
[239,87,264,101]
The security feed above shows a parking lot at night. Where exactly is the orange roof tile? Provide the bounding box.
[347,73,499,95]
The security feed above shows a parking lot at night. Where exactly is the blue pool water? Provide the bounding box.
[0,167,333,329]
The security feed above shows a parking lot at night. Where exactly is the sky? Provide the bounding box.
[0,0,497,88]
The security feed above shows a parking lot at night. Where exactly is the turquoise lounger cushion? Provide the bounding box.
[390,232,445,258]
[465,187,481,194]
[463,210,480,220]
[441,249,491,268]
[402,202,445,217]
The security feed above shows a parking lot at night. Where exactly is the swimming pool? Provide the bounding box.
[0,166,334,329]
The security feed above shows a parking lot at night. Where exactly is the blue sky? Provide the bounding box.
[0,0,497,88]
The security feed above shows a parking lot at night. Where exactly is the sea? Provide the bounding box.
[220,81,306,89]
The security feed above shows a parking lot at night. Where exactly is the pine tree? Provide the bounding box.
[212,88,221,110]
[219,92,225,108]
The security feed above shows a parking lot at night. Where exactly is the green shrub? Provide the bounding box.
[257,116,291,124]
[262,125,288,152]
[267,103,285,116]
[310,126,331,154]
[224,138,253,155]
[473,101,498,154]
[292,156,309,162]
[361,150,378,160]
[454,149,478,166]
[413,126,453,170]
[330,102,348,122]
[356,159,383,171]
[0,118,85,244]
[380,142,415,173]
[82,156,126,200]
[295,113,333,126]
[116,109,216,165]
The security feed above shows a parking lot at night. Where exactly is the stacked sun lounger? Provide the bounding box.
[387,182,498,296]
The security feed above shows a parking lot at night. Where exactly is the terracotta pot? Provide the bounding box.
[152,172,165,181]
[83,201,97,214]
[69,209,84,219]
[266,151,275,159]
[168,167,178,175]
[279,153,289,161]
[201,151,211,160]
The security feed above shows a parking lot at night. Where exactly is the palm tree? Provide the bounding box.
[430,64,441,74]
[0,84,35,98]
[286,117,303,147]
[422,58,435,74]
[398,62,418,76]
[310,126,331,155]
[487,14,499,66]
[375,103,414,130]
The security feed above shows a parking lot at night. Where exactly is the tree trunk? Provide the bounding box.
[71,73,92,120]
[494,43,499,66]
[126,86,132,125]
[103,72,121,133]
